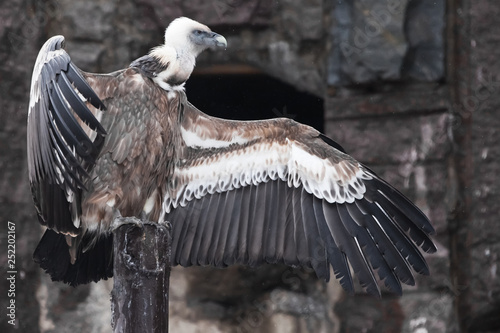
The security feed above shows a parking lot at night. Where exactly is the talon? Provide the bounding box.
[111,216,144,231]
[160,221,172,230]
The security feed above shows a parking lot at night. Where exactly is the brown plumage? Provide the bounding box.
[79,69,180,230]
[28,18,436,295]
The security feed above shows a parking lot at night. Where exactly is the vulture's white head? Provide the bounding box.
[163,17,227,56]
[139,17,227,92]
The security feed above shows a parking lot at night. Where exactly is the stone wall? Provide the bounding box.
[0,0,499,332]
[456,1,500,331]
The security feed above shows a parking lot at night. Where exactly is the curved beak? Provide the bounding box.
[207,32,227,49]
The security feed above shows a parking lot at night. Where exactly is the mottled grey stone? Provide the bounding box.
[41,279,113,333]
[135,0,272,27]
[463,2,500,331]
[329,0,409,85]
[403,0,446,81]
[279,0,323,41]
[326,113,450,164]
[400,292,457,333]
[329,0,445,86]
[336,292,457,333]
[58,1,114,40]
[335,296,405,332]
[269,289,325,317]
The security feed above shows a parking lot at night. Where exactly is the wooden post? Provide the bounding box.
[111,217,171,333]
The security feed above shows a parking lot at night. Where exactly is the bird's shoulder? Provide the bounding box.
[129,47,174,79]
[83,67,167,103]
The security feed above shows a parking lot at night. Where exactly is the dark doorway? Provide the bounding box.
[185,73,325,132]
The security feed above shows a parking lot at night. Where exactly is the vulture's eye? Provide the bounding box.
[193,30,203,36]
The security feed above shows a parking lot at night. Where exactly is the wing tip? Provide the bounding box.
[43,35,66,51]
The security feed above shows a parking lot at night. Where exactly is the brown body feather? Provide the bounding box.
[80,69,182,233]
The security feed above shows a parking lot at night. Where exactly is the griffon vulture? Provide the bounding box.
[28,17,436,296]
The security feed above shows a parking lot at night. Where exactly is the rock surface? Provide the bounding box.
[328,0,445,85]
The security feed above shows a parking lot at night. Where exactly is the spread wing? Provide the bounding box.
[28,36,174,285]
[164,102,436,296]
[27,35,107,235]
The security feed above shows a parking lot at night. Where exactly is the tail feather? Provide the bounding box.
[33,229,114,286]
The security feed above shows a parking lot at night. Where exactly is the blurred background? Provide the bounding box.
[0,0,499,332]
